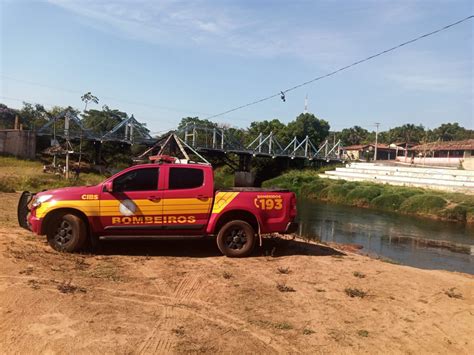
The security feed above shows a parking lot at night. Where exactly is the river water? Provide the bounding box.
[296,199,474,274]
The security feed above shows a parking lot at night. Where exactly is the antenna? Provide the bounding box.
[304,94,308,113]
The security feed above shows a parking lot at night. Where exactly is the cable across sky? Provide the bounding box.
[204,15,474,121]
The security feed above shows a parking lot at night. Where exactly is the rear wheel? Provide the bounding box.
[217,220,256,257]
[46,213,87,252]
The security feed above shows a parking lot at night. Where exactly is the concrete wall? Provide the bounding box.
[396,156,461,167]
[0,130,36,159]
[462,151,474,170]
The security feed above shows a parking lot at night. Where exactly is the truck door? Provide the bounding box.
[161,166,213,234]
[99,166,163,234]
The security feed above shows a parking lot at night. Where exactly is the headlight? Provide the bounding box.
[31,194,53,208]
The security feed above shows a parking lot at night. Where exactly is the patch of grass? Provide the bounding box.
[357,329,369,337]
[274,322,293,330]
[344,287,367,298]
[371,193,405,210]
[89,262,122,281]
[401,194,447,214]
[303,328,315,335]
[277,266,291,274]
[222,271,233,279]
[276,282,296,292]
[57,280,86,294]
[346,186,381,206]
[445,288,463,299]
[0,156,105,192]
[353,271,366,278]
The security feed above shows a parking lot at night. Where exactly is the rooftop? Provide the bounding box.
[412,139,474,151]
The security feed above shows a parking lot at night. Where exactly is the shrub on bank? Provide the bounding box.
[370,193,405,211]
[346,186,382,206]
[401,194,447,214]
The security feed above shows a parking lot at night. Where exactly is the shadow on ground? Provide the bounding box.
[93,236,345,258]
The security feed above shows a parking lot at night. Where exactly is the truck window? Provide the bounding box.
[114,168,159,192]
[169,167,204,189]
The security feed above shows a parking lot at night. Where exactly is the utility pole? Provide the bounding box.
[374,122,380,162]
[64,114,70,179]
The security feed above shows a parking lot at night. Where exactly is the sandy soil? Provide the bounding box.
[0,192,473,354]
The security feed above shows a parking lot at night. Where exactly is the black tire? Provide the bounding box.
[217,220,256,257]
[46,213,87,252]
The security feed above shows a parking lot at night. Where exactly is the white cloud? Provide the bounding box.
[47,0,360,65]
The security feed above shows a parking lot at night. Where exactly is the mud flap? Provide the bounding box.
[18,191,34,230]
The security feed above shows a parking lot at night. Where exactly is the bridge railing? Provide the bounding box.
[177,124,341,161]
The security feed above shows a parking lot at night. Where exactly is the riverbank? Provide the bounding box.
[0,192,472,353]
[263,169,474,224]
[0,156,104,192]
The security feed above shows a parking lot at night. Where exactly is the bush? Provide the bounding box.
[0,177,16,193]
[401,194,447,214]
[346,186,382,206]
[370,193,405,211]
[440,205,467,222]
[325,184,355,203]
[300,180,330,199]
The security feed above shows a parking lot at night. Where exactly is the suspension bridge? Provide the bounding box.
[36,111,342,168]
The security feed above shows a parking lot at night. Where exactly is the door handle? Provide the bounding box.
[148,196,161,202]
[197,195,209,201]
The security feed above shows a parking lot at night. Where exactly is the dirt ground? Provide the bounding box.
[0,192,473,354]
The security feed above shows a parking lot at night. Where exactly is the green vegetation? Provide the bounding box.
[213,166,234,189]
[0,156,105,192]
[263,169,474,224]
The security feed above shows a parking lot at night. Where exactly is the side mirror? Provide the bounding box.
[103,181,113,193]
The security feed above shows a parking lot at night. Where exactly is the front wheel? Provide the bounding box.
[216,220,256,257]
[46,213,87,252]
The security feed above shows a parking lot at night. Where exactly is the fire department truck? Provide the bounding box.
[18,159,298,257]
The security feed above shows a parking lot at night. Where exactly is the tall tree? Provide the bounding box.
[386,124,426,144]
[177,117,217,130]
[432,123,472,141]
[338,126,370,146]
[286,113,330,145]
[247,119,287,145]
[81,92,99,112]
[0,104,18,129]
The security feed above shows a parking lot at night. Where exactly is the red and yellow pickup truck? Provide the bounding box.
[18,161,297,257]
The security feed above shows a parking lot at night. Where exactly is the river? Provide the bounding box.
[297,199,474,274]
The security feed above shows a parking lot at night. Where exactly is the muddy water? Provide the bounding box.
[297,199,474,274]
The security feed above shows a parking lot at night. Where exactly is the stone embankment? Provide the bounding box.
[320,162,474,194]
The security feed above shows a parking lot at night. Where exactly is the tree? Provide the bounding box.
[385,124,426,144]
[17,102,50,130]
[338,126,370,146]
[0,103,18,129]
[285,113,330,145]
[431,123,472,141]
[247,119,287,145]
[177,116,217,130]
[81,92,99,112]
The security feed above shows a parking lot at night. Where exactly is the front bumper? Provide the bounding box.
[284,221,299,234]
[17,191,34,231]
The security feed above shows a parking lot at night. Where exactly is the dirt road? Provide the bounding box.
[0,192,473,354]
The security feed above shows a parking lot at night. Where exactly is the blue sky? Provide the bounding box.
[1,0,472,134]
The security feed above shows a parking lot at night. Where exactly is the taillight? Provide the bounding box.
[290,193,297,218]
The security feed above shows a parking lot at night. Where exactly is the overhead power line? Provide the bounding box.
[0,75,212,117]
[204,15,474,121]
